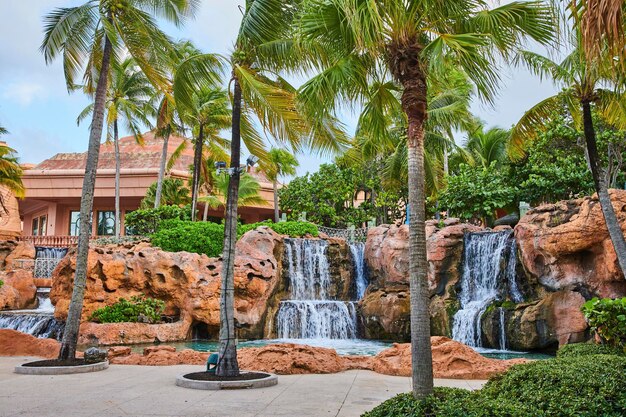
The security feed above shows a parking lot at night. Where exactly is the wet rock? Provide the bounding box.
[83,347,107,363]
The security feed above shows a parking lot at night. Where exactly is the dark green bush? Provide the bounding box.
[124,205,191,235]
[89,295,165,324]
[362,355,626,417]
[151,220,225,257]
[557,342,622,358]
[151,220,319,257]
[582,297,626,352]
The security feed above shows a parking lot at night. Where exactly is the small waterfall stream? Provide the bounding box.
[452,230,519,349]
[276,238,359,340]
[350,242,368,300]
[0,287,64,339]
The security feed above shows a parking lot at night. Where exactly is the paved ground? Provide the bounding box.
[0,357,486,417]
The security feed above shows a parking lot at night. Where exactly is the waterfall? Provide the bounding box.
[498,307,507,350]
[0,314,64,339]
[452,231,514,348]
[34,247,67,278]
[506,239,524,303]
[35,247,68,259]
[0,286,64,339]
[277,238,358,340]
[349,242,368,300]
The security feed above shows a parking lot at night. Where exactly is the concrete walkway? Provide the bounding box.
[0,357,486,417]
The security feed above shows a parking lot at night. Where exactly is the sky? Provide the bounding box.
[0,0,561,177]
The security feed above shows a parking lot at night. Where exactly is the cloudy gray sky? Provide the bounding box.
[0,1,560,176]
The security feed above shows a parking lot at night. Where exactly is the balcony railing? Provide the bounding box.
[17,235,97,248]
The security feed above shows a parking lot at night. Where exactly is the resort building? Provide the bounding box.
[17,132,275,245]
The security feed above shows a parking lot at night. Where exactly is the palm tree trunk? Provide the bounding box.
[273,180,279,222]
[203,201,209,221]
[402,70,434,398]
[114,120,121,238]
[58,34,113,361]
[191,124,204,221]
[216,75,242,377]
[581,100,626,276]
[154,131,170,209]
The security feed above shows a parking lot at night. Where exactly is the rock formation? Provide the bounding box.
[0,329,60,358]
[361,221,482,341]
[372,337,526,379]
[0,269,37,310]
[51,227,285,344]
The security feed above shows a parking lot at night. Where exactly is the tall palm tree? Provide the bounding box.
[297,0,554,397]
[153,40,223,209]
[183,87,231,220]
[174,0,348,377]
[464,126,511,169]
[41,0,197,361]
[141,177,191,208]
[511,32,626,277]
[259,148,299,222]
[78,57,155,238]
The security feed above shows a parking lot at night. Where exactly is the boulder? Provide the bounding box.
[372,337,526,379]
[107,346,132,358]
[0,329,60,358]
[515,190,626,298]
[4,241,36,271]
[0,240,17,270]
[83,347,107,363]
[0,269,37,310]
[110,347,209,366]
[360,287,411,341]
[77,319,191,346]
[237,343,347,374]
[52,227,285,341]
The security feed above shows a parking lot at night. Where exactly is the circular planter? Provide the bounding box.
[14,360,109,375]
[176,371,278,390]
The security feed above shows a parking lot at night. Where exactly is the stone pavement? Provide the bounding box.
[0,357,486,417]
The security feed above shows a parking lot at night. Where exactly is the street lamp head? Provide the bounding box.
[215,161,227,170]
[246,155,259,167]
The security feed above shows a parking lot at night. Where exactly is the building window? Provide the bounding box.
[31,215,47,236]
[97,211,116,236]
[69,211,81,236]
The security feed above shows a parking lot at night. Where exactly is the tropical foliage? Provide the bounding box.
[141,178,190,209]
[89,295,165,324]
[124,205,191,235]
[200,173,267,211]
[0,131,25,213]
[582,297,626,353]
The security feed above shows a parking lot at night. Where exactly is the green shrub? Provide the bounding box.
[151,220,319,257]
[151,221,225,257]
[362,355,626,417]
[0,279,3,288]
[557,342,622,358]
[582,297,626,352]
[89,295,165,324]
[124,205,191,235]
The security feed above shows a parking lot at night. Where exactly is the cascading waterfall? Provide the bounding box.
[498,307,507,350]
[349,242,368,300]
[506,240,524,303]
[34,247,68,278]
[0,287,64,339]
[452,230,519,348]
[276,238,358,340]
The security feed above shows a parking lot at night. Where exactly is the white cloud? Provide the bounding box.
[2,82,46,106]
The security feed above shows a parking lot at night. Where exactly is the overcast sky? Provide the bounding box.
[0,0,560,176]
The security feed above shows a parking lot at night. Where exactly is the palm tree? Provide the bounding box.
[153,40,223,209]
[200,173,267,211]
[464,126,511,169]
[173,1,347,377]
[141,177,191,208]
[78,57,155,238]
[297,0,554,397]
[259,148,299,222]
[511,32,626,277]
[184,87,231,220]
[0,128,25,214]
[41,0,197,361]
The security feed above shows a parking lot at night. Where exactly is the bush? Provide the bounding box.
[557,342,622,358]
[89,295,165,324]
[151,220,319,257]
[124,205,191,235]
[582,297,626,352]
[151,220,225,257]
[362,355,626,416]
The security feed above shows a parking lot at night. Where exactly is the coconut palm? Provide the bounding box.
[200,173,267,211]
[511,32,626,277]
[41,0,198,361]
[141,177,191,208]
[297,0,555,397]
[464,126,511,169]
[173,1,348,377]
[153,40,223,209]
[0,128,25,213]
[183,87,231,220]
[78,57,155,238]
[259,148,299,222]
